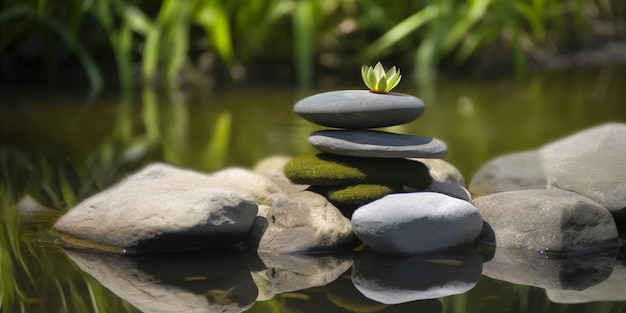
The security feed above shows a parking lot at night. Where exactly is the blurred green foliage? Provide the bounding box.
[0,0,624,92]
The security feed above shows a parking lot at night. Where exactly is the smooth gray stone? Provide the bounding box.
[540,123,626,218]
[352,192,483,255]
[352,251,482,304]
[293,90,424,129]
[308,130,447,158]
[475,189,622,253]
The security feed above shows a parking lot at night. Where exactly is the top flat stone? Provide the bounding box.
[309,130,448,158]
[293,90,425,129]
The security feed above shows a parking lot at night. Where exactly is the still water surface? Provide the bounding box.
[1,66,626,312]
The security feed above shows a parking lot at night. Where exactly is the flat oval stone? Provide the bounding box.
[309,129,448,158]
[293,90,424,129]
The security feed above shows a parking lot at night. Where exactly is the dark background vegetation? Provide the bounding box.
[1,0,625,93]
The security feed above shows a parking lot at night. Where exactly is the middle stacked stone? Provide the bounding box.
[285,90,448,214]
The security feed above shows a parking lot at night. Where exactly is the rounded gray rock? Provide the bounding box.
[293,90,425,129]
[308,130,447,158]
[539,123,626,215]
[469,150,547,197]
[52,163,259,253]
[474,189,621,253]
[245,191,357,253]
[351,192,483,255]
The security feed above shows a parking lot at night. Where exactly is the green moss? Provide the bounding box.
[284,153,432,188]
[327,184,402,205]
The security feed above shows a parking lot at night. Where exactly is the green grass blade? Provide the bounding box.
[293,0,315,89]
[0,5,103,94]
[441,0,492,53]
[361,5,439,60]
[515,0,547,41]
[194,1,235,66]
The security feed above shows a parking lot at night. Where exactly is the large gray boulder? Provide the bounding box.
[245,191,356,253]
[540,123,626,219]
[475,189,621,253]
[52,163,258,253]
[469,150,547,196]
[351,192,483,255]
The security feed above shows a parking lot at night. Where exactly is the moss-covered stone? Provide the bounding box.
[327,184,403,205]
[284,153,432,189]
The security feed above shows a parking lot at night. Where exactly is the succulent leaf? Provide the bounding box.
[376,76,387,91]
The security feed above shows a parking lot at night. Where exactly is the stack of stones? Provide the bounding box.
[285,90,484,255]
[285,90,448,213]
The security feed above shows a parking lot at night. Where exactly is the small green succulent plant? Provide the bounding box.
[361,61,402,93]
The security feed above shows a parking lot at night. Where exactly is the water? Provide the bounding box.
[2,65,626,312]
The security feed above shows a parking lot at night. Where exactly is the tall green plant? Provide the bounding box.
[0,4,103,94]
[358,0,618,84]
[1,0,622,91]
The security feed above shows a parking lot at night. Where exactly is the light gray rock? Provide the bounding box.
[211,167,284,206]
[352,192,483,255]
[540,123,626,218]
[308,130,447,158]
[469,150,547,196]
[413,158,465,186]
[293,90,424,129]
[483,247,616,291]
[475,189,622,253]
[16,195,60,222]
[64,249,257,313]
[53,163,258,253]
[351,252,482,304]
[405,158,471,202]
[253,155,308,193]
[421,181,473,203]
[245,191,356,253]
[546,260,626,303]
[250,253,352,301]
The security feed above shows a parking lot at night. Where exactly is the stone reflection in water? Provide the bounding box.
[546,251,626,303]
[483,247,618,291]
[63,249,258,313]
[248,253,352,301]
[351,251,483,304]
[328,272,442,312]
[277,271,442,313]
